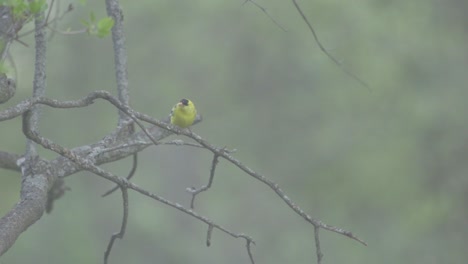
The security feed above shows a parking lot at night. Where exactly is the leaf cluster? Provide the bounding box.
[81,12,114,38]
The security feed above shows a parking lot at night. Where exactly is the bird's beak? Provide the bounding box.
[177,102,183,107]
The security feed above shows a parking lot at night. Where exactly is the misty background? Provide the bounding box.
[1,0,467,263]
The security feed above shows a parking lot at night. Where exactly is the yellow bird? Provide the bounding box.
[170,98,197,128]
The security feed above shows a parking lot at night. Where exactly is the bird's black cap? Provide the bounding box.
[180,99,189,106]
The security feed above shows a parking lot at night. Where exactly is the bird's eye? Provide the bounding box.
[180,99,189,106]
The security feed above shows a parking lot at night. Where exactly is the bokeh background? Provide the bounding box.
[1,0,468,263]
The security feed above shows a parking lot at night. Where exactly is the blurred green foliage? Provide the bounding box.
[2,0,48,20]
[81,12,115,38]
[1,0,468,263]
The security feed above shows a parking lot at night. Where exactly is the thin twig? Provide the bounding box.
[206,224,213,247]
[187,153,219,209]
[47,0,60,41]
[246,238,255,264]
[160,140,205,149]
[104,187,128,264]
[18,4,74,38]
[314,225,323,264]
[2,90,160,145]
[101,154,137,197]
[44,0,55,27]
[46,27,87,35]
[98,140,203,155]
[291,0,370,90]
[243,0,287,32]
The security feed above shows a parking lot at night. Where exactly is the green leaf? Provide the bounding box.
[29,0,47,14]
[96,17,114,38]
[10,0,28,19]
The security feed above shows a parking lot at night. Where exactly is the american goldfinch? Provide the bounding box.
[170,98,197,128]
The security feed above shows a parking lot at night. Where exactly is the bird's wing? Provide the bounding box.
[170,104,176,117]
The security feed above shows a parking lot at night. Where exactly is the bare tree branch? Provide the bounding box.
[44,0,56,28]
[96,21,137,194]
[95,93,369,247]
[206,224,213,246]
[0,93,125,256]
[0,1,371,262]
[135,111,369,246]
[105,0,130,125]
[0,90,366,261]
[314,225,323,264]
[169,130,368,246]
[101,153,137,197]
[187,153,220,209]
[104,187,128,264]
[0,158,54,255]
[1,10,53,249]
[246,238,255,264]
[0,9,54,256]
[3,88,367,246]
[0,94,96,121]
[0,92,197,185]
[291,0,370,90]
[243,0,287,32]
[25,9,47,157]
[21,109,256,262]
